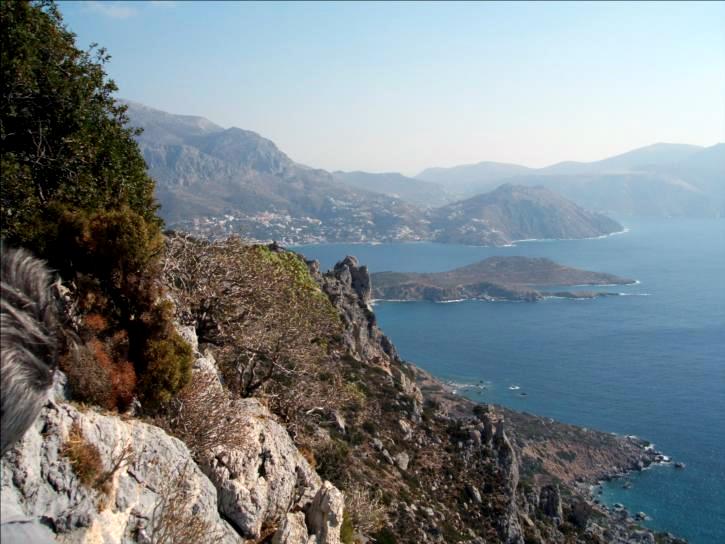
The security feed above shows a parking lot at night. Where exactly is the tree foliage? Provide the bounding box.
[1,1,189,411]
[162,234,351,428]
[0,0,159,257]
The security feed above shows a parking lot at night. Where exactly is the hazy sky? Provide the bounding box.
[59,1,724,175]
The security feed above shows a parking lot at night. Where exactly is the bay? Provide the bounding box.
[295,218,725,543]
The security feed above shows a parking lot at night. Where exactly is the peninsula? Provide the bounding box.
[371,256,635,302]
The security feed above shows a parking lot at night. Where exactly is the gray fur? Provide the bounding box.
[1,246,58,456]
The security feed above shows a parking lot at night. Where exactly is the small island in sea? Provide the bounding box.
[371,256,635,302]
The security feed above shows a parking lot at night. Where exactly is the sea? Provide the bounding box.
[295,218,725,543]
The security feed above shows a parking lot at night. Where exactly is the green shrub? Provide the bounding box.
[1,2,194,414]
[340,511,355,544]
[1,1,159,256]
[138,330,193,411]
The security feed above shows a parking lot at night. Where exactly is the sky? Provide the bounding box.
[59,1,724,175]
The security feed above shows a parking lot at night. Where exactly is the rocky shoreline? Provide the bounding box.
[1,245,686,544]
[412,365,687,543]
[371,256,635,302]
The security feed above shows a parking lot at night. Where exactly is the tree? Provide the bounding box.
[1,1,190,412]
[1,0,159,262]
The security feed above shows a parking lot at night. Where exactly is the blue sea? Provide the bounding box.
[296,218,725,543]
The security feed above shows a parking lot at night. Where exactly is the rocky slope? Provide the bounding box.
[427,184,624,245]
[371,256,634,302]
[1,332,345,544]
[1,238,685,544]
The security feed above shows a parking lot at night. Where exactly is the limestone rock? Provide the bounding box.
[306,481,344,544]
[273,512,310,544]
[395,452,410,471]
[539,484,563,520]
[199,398,322,539]
[312,256,399,366]
[1,398,240,544]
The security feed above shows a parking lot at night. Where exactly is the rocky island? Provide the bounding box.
[371,256,636,302]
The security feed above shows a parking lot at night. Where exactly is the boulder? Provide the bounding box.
[273,512,310,544]
[395,452,410,471]
[306,481,344,544]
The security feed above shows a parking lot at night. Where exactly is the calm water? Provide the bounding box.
[296,219,725,543]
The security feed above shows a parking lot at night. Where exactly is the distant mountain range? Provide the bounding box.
[416,143,724,217]
[126,101,638,244]
[332,170,453,209]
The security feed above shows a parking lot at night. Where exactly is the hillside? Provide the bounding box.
[127,103,624,245]
[126,102,428,244]
[427,184,623,245]
[416,143,724,217]
[371,256,634,302]
[3,238,686,544]
[333,170,453,209]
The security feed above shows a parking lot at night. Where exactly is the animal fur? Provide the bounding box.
[1,246,58,456]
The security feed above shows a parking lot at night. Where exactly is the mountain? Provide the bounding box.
[484,172,715,218]
[371,256,634,302]
[650,143,725,211]
[427,184,623,245]
[540,142,704,175]
[416,143,723,217]
[417,161,532,190]
[333,171,452,208]
[125,102,427,243]
[126,102,623,245]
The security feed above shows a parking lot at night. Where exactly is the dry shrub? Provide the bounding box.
[61,344,114,409]
[344,485,387,537]
[63,422,103,487]
[149,461,224,544]
[61,334,137,411]
[83,313,108,334]
[162,234,360,436]
[111,360,137,408]
[298,445,318,469]
[62,422,134,497]
[158,372,248,460]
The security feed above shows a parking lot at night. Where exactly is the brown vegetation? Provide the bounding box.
[148,461,224,544]
[63,423,104,488]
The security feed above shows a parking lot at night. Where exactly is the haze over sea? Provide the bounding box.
[297,218,725,543]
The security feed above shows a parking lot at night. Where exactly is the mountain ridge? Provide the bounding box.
[125,101,624,245]
[415,142,722,217]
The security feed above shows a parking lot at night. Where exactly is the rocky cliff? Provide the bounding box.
[1,238,686,544]
[1,325,345,544]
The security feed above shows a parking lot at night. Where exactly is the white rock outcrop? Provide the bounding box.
[1,397,240,544]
